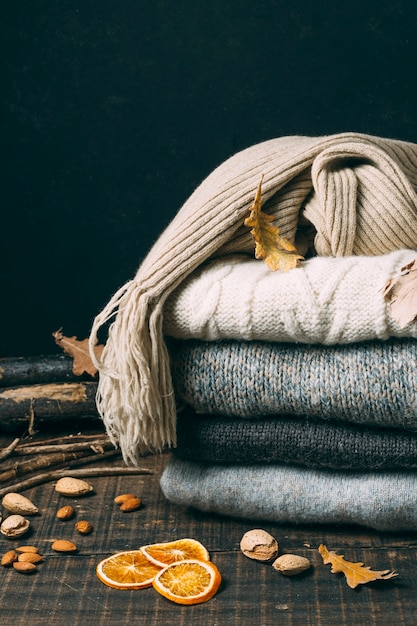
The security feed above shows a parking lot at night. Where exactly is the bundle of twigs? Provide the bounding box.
[0,433,152,497]
[0,353,152,495]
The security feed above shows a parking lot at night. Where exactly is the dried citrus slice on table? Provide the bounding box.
[96,550,162,589]
[153,559,222,605]
[140,538,210,567]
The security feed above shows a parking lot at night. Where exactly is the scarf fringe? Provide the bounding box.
[89,280,176,465]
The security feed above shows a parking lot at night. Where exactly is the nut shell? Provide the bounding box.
[55,477,94,497]
[0,515,30,538]
[2,493,38,515]
[272,554,311,576]
[240,529,279,562]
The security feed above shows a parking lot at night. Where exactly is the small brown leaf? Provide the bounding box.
[53,329,104,377]
[383,259,417,328]
[318,544,397,589]
[244,176,304,272]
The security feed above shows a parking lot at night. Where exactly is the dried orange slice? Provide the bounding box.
[140,538,210,568]
[153,559,222,605]
[96,550,162,589]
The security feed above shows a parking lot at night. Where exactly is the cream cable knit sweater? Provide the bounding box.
[164,249,417,344]
[89,132,417,464]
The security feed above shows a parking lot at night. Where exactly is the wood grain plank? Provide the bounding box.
[0,437,416,625]
[1,548,415,626]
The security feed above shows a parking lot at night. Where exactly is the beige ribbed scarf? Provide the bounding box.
[89,132,417,464]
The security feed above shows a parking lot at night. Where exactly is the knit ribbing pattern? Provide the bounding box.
[89,132,417,463]
[174,409,417,470]
[170,338,417,429]
[164,249,417,344]
[160,458,417,531]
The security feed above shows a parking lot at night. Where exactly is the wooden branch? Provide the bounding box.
[0,437,21,462]
[0,464,153,497]
[0,381,99,432]
[0,354,86,388]
[0,449,101,483]
[17,433,107,448]
[12,438,112,456]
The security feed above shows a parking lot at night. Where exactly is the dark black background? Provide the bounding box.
[3,1,417,356]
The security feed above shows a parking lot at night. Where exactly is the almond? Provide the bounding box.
[15,545,39,554]
[114,493,137,505]
[18,552,43,564]
[240,529,279,562]
[51,539,77,553]
[119,497,142,512]
[0,514,30,538]
[55,477,94,497]
[56,505,75,520]
[2,493,39,515]
[272,554,311,576]
[13,561,36,574]
[75,520,93,535]
[1,550,18,566]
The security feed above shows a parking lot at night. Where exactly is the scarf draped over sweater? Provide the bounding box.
[89,132,417,464]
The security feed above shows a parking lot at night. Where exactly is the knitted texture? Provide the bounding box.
[174,409,417,470]
[89,133,417,463]
[164,250,417,344]
[171,338,417,429]
[160,457,417,531]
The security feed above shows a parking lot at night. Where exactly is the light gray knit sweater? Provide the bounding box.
[161,457,417,531]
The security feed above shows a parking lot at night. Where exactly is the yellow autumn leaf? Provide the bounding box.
[318,544,398,589]
[244,175,304,271]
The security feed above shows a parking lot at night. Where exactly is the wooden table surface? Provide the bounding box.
[1,426,416,626]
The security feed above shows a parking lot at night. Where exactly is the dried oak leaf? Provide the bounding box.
[53,329,104,377]
[318,544,397,589]
[244,175,304,272]
[383,258,417,328]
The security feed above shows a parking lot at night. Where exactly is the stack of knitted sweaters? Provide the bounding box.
[160,251,417,531]
[90,133,417,531]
